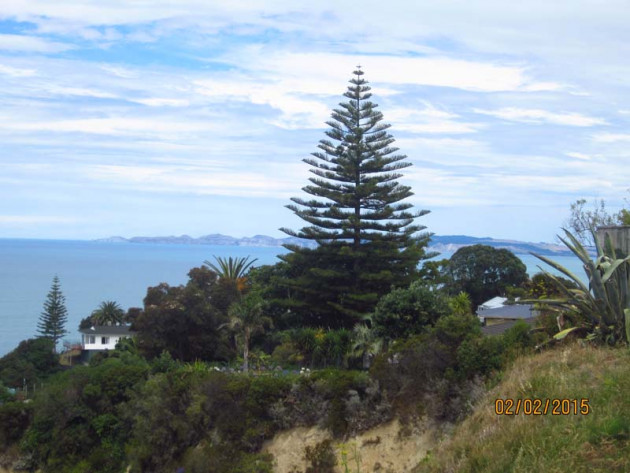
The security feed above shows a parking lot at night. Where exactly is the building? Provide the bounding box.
[477,298,538,335]
[80,325,134,351]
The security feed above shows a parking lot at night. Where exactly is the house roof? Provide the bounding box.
[477,303,536,320]
[478,296,508,310]
[79,325,134,336]
[481,317,537,336]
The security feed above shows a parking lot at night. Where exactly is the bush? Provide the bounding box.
[371,314,504,421]
[271,341,303,367]
[456,336,504,379]
[0,401,33,449]
[182,443,274,473]
[372,281,450,343]
[288,328,353,368]
[127,369,295,472]
[0,338,60,388]
[22,356,149,473]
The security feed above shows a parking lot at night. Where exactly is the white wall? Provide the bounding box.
[82,334,129,351]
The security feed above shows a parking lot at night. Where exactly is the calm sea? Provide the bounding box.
[0,239,586,356]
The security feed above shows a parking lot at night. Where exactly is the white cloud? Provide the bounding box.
[99,65,139,79]
[46,86,118,99]
[387,105,481,134]
[398,137,488,155]
[0,117,220,139]
[565,152,594,161]
[0,34,74,53]
[0,64,36,77]
[88,164,299,198]
[132,98,190,107]
[227,51,560,93]
[473,107,606,127]
[592,133,630,143]
[194,78,331,129]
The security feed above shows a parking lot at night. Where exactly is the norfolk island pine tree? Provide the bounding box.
[280,68,433,328]
[37,275,68,353]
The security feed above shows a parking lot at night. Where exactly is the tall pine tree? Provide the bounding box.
[280,68,432,328]
[37,275,68,353]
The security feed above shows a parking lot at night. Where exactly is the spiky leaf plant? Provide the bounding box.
[530,228,630,344]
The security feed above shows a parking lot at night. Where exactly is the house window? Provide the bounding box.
[101,337,110,345]
[88,335,95,344]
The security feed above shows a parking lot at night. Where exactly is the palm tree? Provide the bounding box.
[223,293,272,372]
[203,256,258,293]
[91,301,125,326]
[351,323,382,369]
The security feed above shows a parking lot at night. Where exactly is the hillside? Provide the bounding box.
[414,343,630,473]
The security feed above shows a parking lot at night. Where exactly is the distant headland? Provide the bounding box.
[94,233,576,256]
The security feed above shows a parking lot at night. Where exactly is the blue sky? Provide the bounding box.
[1,1,629,243]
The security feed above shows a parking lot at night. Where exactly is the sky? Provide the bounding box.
[1,1,629,243]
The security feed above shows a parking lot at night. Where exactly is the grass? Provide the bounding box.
[413,343,630,473]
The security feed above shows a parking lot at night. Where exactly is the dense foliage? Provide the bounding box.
[133,266,238,361]
[371,280,450,345]
[0,338,60,389]
[280,69,432,328]
[22,355,149,472]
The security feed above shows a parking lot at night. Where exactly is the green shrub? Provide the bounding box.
[371,315,505,420]
[151,350,179,374]
[0,401,33,448]
[22,356,149,473]
[182,443,274,473]
[372,281,450,343]
[0,338,60,388]
[456,336,504,379]
[271,341,303,367]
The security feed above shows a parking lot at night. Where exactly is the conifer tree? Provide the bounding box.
[37,275,68,353]
[280,68,432,327]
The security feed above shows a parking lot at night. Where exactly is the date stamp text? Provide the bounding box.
[494,398,590,416]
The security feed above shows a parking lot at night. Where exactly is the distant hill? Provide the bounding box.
[429,235,574,256]
[95,233,575,256]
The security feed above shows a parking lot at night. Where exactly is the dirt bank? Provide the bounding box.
[263,418,437,473]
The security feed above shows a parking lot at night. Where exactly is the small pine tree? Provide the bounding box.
[37,275,68,353]
[280,68,432,328]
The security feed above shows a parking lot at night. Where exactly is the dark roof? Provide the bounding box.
[481,317,537,336]
[79,325,134,335]
[477,303,536,320]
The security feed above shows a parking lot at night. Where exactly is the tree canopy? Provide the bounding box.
[444,245,528,309]
[133,266,237,361]
[280,68,432,328]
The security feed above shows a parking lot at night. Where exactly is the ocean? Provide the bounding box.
[0,239,586,357]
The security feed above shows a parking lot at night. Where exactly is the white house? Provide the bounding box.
[80,325,134,351]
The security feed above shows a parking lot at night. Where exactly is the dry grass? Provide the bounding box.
[414,343,630,473]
